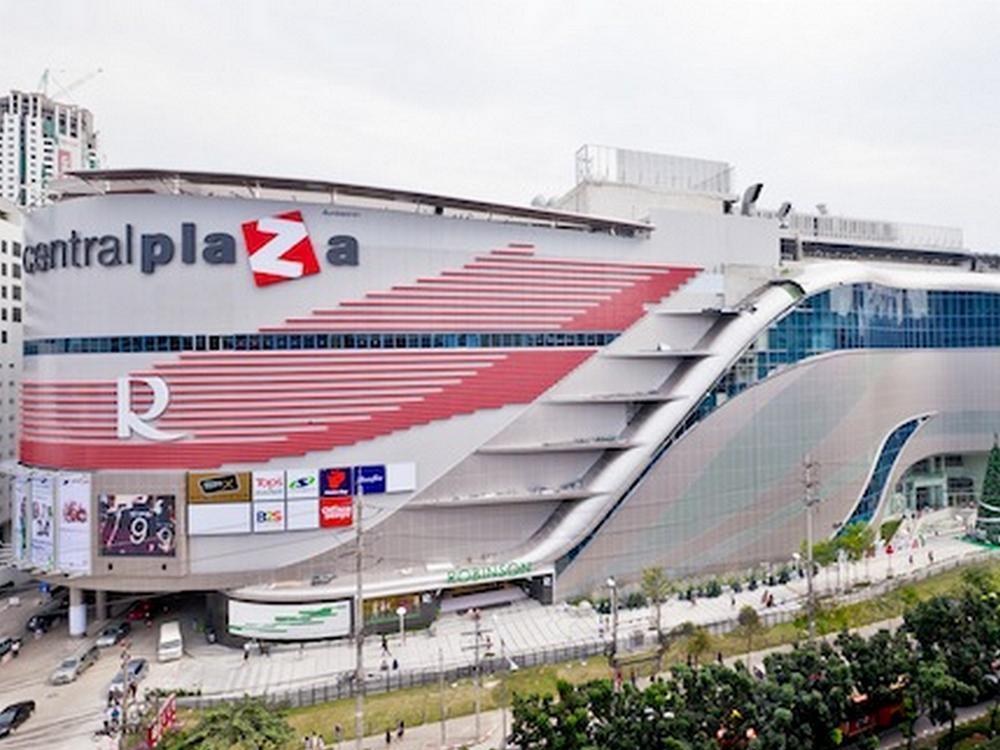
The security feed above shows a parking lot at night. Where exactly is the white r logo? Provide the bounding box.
[116,376,186,442]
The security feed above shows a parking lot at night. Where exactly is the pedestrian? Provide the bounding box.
[303,735,311,750]
[129,681,138,700]
[629,668,637,687]
[392,657,399,671]
[730,593,736,608]
[397,719,405,739]
[929,550,935,563]
[716,651,723,665]
[334,723,343,745]
[299,642,305,659]
[10,639,19,658]
[243,641,250,662]
[385,728,392,745]
[312,731,321,749]
[381,633,389,655]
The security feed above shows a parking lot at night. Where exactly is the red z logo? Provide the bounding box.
[241,210,321,287]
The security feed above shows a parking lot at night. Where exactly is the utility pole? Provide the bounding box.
[354,485,365,750]
[606,577,619,672]
[803,455,820,641]
[438,647,446,750]
[460,608,488,741]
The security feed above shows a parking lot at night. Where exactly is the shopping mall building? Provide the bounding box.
[5,147,1000,640]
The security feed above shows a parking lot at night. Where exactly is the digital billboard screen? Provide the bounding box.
[99,494,176,557]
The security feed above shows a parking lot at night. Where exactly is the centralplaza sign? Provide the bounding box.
[23,210,360,287]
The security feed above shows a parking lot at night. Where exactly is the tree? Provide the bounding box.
[917,658,977,743]
[978,435,1000,544]
[160,696,294,750]
[684,626,712,668]
[642,566,673,670]
[736,605,762,668]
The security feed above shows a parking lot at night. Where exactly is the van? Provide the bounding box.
[157,620,183,662]
[50,643,100,684]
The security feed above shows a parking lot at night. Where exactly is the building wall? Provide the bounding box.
[0,199,22,463]
[558,347,1000,598]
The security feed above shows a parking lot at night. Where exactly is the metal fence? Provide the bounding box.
[176,547,996,711]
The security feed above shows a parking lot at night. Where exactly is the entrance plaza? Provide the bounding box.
[0,523,985,750]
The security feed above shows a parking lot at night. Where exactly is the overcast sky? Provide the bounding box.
[3,1,998,248]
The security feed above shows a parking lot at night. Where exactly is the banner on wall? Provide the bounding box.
[99,495,177,557]
[286,469,318,499]
[228,599,351,640]
[319,467,352,497]
[187,472,252,503]
[29,473,55,570]
[319,497,353,528]
[352,465,386,495]
[57,473,92,574]
[188,503,251,536]
[252,501,286,533]
[252,471,286,501]
[12,473,28,563]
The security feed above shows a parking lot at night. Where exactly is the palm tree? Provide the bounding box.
[641,566,673,669]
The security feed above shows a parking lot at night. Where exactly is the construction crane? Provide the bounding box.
[36,68,103,101]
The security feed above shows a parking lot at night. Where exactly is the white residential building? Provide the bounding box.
[0,197,22,463]
[0,90,99,208]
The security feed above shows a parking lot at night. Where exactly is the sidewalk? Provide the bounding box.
[147,533,985,702]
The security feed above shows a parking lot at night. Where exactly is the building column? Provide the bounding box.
[94,589,107,622]
[68,587,87,637]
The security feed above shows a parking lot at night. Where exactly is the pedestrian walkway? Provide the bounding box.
[145,532,984,701]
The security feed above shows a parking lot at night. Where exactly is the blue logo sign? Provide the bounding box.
[353,465,386,495]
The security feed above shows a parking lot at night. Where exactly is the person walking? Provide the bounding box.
[396,719,405,739]
[243,641,251,662]
[385,728,392,745]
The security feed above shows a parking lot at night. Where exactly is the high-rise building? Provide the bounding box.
[0,90,99,208]
[0,198,21,463]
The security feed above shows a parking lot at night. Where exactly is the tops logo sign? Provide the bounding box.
[23,212,359,287]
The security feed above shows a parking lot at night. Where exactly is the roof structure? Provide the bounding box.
[54,168,654,236]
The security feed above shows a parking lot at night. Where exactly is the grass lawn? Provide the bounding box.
[181,557,1000,747]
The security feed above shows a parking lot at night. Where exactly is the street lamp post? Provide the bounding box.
[492,615,518,750]
[353,484,365,750]
[606,577,619,669]
[802,456,820,641]
[396,606,407,646]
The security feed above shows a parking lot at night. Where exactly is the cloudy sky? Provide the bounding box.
[3,1,998,248]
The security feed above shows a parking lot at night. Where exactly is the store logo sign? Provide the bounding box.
[241,210,321,287]
[116,376,186,442]
[320,467,352,497]
[353,465,386,495]
[252,470,286,501]
[319,497,353,528]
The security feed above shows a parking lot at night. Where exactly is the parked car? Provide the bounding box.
[25,612,61,635]
[126,600,152,622]
[49,644,100,685]
[96,621,131,648]
[0,701,35,738]
[0,637,22,659]
[108,658,149,697]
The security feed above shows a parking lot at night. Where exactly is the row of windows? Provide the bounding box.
[0,240,22,257]
[25,330,620,356]
[846,417,926,528]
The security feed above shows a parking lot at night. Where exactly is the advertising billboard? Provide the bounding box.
[187,472,251,503]
[319,467,352,497]
[352,465,386,495]
[57,473,92,574]
[12,473,28,562]
[286,469,318,499]
[252,470,286,501]
[286,498,319,530]
[319,497,353,528]
[228,598,351,640]
[252,501,286,533]
[188,504,252,536]
[30,473,55,570]
[99,495,177,557]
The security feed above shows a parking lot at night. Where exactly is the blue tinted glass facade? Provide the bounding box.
[23,330,619,356]
[844,417,925,528]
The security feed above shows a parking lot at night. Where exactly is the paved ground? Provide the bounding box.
[0,519,985,749]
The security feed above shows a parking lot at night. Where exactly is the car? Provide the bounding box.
[25,612,60,635]
[49,644,100,685]
[0,637,22,659]
[96,621,131,648]
[0,701,35,738]
[126,600,152,622]
[108,658,149,697]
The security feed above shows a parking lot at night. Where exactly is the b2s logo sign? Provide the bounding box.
[241,210,359,288]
